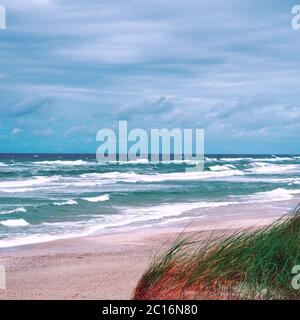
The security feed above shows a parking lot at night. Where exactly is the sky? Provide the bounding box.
[0,0,300,154]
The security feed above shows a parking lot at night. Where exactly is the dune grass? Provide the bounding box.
[133,206,300,300]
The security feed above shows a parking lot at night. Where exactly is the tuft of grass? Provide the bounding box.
[133,206,300,300]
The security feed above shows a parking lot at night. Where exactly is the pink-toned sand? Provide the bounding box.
[0,202,292,300]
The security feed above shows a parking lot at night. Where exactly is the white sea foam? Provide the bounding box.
[0,188,36,193]
[119,201,236,222]
[53,200,78,206]
[206,156,292,163]
[0,207,27,215]
[0,200,235,248]
[218,156,296,163]
[273,156,295,161]
[0,219,29,227]
[80,168,244,183]
[218,157,245,162]
[108,159,202,165]
[1,154,299,249]
[249,157,295,162]
[247,188,300,202]
[81,201,236,236]
[217,176,300,184]
[109,159,149,164]
[34,160,91,166]
[0,176,59,189]
[0,232,83,248]
[82,194,110,202]
[204,157,219,162]
[161,159,202,165]
[209,165,235,171]
[247,162,300,174]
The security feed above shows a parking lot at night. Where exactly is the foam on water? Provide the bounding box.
[0,207,27,215]
[209,165,236,171]
[246,188,300,202]
[0,201,234,248]
[80,168,244,183]
[0,187,36,193]
[0,219,30,227]
[0,176,60,189]
[82,194,110,202]
[108,159,203,165]
[119,201,236,222]
[0,232,84,248]
[53,200,78,206]
[0,154,299,248]
[247,162,300,174]
[34,160,91,166]
[218,157,246,162]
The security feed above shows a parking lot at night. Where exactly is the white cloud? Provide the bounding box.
[12,128,21,135]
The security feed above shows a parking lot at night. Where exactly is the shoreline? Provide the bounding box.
[0,200,297,300]
[0,199,296,252]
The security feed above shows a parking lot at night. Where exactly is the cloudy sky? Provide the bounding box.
[0,0,299,154]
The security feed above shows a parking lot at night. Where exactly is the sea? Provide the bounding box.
[0,153,299,248]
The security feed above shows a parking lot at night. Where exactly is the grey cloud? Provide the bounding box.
[0,0,299,152]
[0,96,53,118]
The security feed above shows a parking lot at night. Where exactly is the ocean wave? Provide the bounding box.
[53,200,78,206]
[0,219,30,227]
[0,200,236,247]
[216,176,300,184]
[247,162,300,174]
[120,201,236,222]
[80,169,244,183]
[204,157,219,162]
[273,156,295,161]
[218,156,297,163]
[0,232,82,248]
[82,194,110,202]
[209,165,236,171]
[206,156,278,162]
[248,157,295,162]
[0,176,60,189]
[161,159,202,165]
[247,188,300,202]
[108,159,202,165]
[0,188,36,193]
[33,160,92,166]
[82,201,236,235]
[0,207,27,215]
[108,159,149,164]
[218,157,246,162]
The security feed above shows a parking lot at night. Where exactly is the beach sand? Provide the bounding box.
[0,202,295,300]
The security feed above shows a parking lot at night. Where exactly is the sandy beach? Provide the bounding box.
[1,0,299,303]
[0,202,295,300]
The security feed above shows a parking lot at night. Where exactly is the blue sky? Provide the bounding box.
[0,0,299,154]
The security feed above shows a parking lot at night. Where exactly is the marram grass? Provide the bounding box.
[133,206,300,300]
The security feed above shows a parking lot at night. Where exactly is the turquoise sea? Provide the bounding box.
[0,154,299,248]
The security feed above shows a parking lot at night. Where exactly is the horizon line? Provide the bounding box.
[0,152,299,156]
